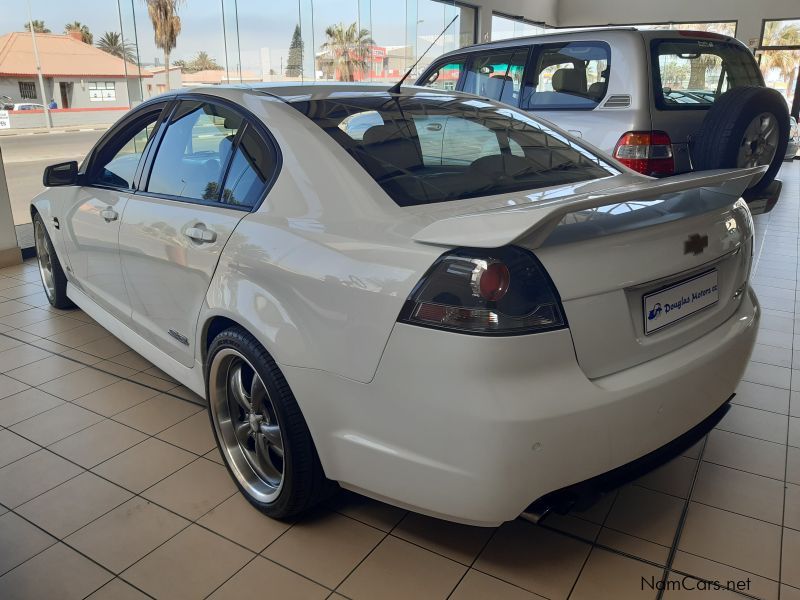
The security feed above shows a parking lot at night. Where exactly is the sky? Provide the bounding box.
[1,0,466,76]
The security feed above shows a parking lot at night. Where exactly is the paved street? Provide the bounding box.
[0,130,106,224]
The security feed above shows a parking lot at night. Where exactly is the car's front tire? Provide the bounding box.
[33,213,74,309]
[206,326,333,518]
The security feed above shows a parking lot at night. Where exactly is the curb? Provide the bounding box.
[0,126,111,138]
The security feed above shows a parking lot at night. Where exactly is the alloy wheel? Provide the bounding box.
[737,112,779,169]
[209,348,285,503]
[34,219,56,302]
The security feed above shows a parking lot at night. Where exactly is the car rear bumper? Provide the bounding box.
[285,287,759,526]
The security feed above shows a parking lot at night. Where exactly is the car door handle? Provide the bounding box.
[185,225,217,244]
[100,208,118,222]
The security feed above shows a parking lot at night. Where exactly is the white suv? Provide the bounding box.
[417,27,790,210]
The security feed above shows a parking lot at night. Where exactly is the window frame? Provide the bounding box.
[18,81,37,100]
[461,45,533,106]
[520,40,611,112]
[81,99,171,192]
[649,37,765,112]
[136,93,281,212]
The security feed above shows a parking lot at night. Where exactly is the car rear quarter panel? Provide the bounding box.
[202,97,442,384]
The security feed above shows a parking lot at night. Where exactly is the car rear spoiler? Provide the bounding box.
[413,166,767,249]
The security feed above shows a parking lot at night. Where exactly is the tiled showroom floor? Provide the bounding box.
[0,164,798,600]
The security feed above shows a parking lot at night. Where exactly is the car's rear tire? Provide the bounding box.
[206,326,334,519]
[690,86,789,193]
[33,213,74,309]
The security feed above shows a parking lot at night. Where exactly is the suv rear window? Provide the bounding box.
[290,94,616,207]
[652,38,762,109]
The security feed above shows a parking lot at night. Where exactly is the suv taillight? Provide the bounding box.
[399,246,566,335]
[613,131,675,176]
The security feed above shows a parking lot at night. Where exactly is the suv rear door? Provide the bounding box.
[649,35,765,172]
[519,41,614,142]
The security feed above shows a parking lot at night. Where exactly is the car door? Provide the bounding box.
[519,41,614,146]
[118,98,278,368]
[61,102,167,320]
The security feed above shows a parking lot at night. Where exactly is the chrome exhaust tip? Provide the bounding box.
[520,500,552,524]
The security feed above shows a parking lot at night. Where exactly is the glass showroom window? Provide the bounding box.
[491,13,546,41]
[759,18,800,117]
[416,1,477,75]
[0,0,481,236]
[224,0,316,83]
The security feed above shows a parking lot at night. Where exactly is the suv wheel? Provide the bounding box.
[206,326,333,518]
[690,86,790,194]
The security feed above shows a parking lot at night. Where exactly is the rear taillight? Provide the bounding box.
[613,131,675,176]
[399,246,566,335]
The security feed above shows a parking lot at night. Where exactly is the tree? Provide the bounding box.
[668,23,724,90]
[96,31,137,63]
[145,0,184,88]
[64,21,93,44]
[173,51,223,73]
[23,20,50,34]
[320,22,373,82]
[285,25,303,78]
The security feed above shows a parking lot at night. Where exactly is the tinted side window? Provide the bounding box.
[419,59,465,91]
[217,126,276,208]
[89,109,162,189]
[521,42,610,110]
[147,101,242,201]
[463,49,528,106]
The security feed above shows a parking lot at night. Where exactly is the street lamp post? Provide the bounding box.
[27,1,52,129]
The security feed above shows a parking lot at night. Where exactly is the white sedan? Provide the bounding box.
[31,84,760,526]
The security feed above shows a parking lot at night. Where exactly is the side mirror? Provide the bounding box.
[43,161,79,187]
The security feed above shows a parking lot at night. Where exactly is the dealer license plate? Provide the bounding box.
[643,269,719,335]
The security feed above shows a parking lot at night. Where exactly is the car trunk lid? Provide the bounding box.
[413,167,762,378]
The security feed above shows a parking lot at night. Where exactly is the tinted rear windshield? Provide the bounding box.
[652,38,762,109]
[289,94,616,206]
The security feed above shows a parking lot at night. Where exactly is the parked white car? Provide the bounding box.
[31,84,760,525]
[12,102,45,111]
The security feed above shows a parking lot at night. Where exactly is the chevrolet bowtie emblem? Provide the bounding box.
[684,234,709,256]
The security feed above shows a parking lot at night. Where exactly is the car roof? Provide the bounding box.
[164,82,476,103]
[430,26,738,57]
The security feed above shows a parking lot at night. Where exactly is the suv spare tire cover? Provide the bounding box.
[690,86,789,193]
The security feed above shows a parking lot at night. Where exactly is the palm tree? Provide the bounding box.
[191,51,223,71]
[64,21,93,44]
[666,23,726,89]
[760,21,800,98]
[145,0,184,88]
[320,23,373,82]
[96,31,137,63]
[22,20,50,34]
